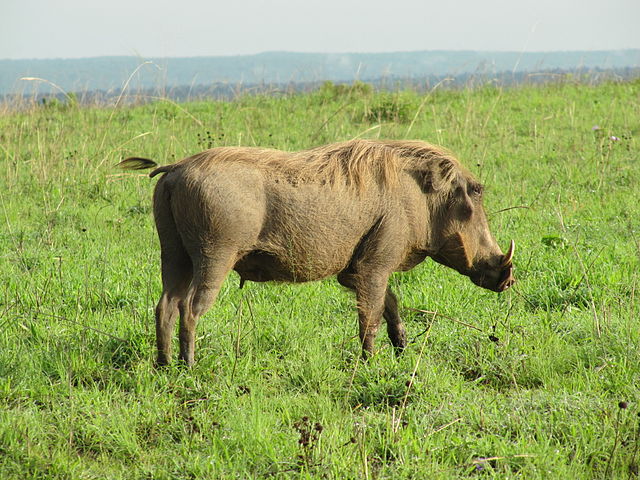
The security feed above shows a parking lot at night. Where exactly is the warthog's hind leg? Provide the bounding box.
[178,250,236,366]
[155,238,192,367]
[155,290,187,366]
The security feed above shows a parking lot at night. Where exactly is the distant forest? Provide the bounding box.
[2,50,639,102]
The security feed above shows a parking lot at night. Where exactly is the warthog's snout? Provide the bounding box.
[470,240,516,292]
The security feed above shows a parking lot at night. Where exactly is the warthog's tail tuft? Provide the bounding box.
[117,157,158,171]
[117,157,177,178]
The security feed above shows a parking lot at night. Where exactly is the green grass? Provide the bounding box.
[1,79,639,478]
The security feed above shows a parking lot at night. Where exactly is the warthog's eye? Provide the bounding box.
[468,183,484,197]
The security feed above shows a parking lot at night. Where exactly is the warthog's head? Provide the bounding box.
[428,173,515,293]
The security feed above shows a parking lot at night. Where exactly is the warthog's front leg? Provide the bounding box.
[383,287,407,354]
[338,271,406,356]
[354,274,389,357]
[338,270,389,357]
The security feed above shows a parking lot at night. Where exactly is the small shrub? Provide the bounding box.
[362,93,414,123]
[318,81,373,101]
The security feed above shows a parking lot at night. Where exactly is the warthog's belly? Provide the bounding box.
[234,250,289,282]
[233,249,338,283]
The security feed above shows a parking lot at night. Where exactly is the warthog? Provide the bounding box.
[120,139,515,366]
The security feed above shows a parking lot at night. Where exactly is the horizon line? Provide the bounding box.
[3,48,640,62]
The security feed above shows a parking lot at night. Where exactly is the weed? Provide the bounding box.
[196,130,215,149]
[293,416,324,469]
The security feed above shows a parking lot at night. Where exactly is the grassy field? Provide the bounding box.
[1,79,639,479]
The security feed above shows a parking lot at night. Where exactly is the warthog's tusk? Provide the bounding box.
[502,240,515,267]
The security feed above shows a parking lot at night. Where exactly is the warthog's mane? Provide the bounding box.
[180,139,469,192]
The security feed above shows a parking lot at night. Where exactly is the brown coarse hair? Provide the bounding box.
[151,139,468,193]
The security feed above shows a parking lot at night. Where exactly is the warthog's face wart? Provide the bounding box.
[430,179,515,292]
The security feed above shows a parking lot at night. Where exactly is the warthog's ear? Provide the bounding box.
[412,158,459,194]
[437,232,473,270]
[411,167,447,194]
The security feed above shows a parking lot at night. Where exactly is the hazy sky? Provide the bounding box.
[2,0,639,59]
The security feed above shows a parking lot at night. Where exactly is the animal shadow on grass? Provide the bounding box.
[102,332,152,370]
[347,362,421,409]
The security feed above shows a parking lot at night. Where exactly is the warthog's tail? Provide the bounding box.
[117,157,158,171]
[149,165,178,178]
[117,157,178,178]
